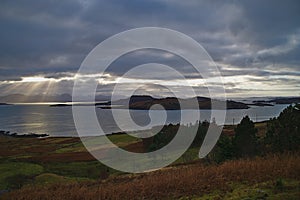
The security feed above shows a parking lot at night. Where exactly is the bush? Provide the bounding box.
[211,135,234,163]
[4,174,32,189]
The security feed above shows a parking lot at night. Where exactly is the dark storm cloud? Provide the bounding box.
[235,0,300,45]
[219,66,300,77]
[43,72,75,80]
[0,0,299,96]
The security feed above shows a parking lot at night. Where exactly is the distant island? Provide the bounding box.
[98,95,250,110]
[49,104,72,107]
[248,102,274,107]
[0,103,12,106]
[253,97,300,105]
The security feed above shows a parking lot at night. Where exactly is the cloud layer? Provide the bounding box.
[0,0,299,98]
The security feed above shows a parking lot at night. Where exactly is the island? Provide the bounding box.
[0,103,12,106]
[254,97,300,105]
[99,95,250,110]
[49,104,71,107]
[248,102,274,107]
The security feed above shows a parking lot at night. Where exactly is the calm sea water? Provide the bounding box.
[0,104,289,137]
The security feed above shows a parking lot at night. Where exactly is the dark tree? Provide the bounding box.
[233,116,258,157]
[265,104,300,152]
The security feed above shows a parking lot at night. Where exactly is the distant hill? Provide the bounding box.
[0,94,72,103]
[0,94,27,102]
[0,94,110,103]
[253,97,300,105]
[107,95,249,110]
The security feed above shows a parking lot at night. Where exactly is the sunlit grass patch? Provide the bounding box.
[0,162,43,189]
[34,173,70,185]
[43,161,121,179]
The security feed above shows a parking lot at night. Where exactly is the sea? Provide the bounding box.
[0,103,290,137]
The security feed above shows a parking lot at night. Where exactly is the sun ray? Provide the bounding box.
[0,75,62,102]
[40,81,58,102]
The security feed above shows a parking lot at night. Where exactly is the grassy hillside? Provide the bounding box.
[1,106,299,199]
[2,153,299,199]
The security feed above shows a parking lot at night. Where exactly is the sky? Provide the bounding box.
[0,0,299,99]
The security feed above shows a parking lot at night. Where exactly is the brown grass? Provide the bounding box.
[0,136,82,158]
[29,151,96,162]
[3,153,300,200]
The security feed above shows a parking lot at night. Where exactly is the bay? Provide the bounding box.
[0,104,289,137]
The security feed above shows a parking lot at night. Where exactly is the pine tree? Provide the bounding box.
[233,116,258,157]
[265,104,300,152]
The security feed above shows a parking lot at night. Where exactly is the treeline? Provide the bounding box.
[144,104,300,163]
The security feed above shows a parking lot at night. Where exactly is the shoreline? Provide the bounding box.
[0,120,270,139]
